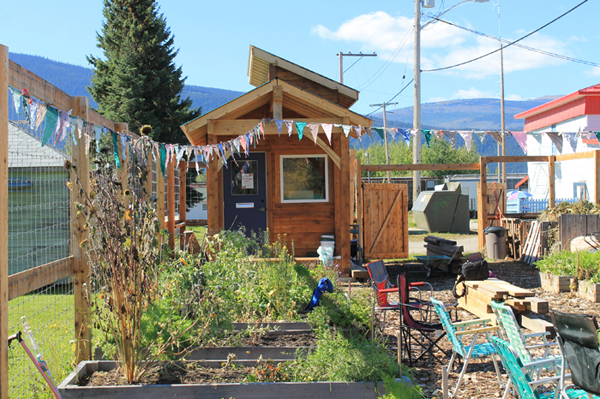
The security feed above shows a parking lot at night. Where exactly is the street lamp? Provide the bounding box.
[413,0,489,201]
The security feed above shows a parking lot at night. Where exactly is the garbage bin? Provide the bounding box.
[484,226,507,260]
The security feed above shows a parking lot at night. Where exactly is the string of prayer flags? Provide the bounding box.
[397,129,411,145]
[445,131,457,149]
[111,132,121,170]
[285,120,293,136]
[473,131,486,144]
[512,131,528,153]
[364,127,373,140]
[41,106,59,147]
[374,128,385,141]
[353,125,362,140]
[488,131,503,144]
[275,119,284,136]
[342,125,351,138]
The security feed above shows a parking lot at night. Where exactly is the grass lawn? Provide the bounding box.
[187,225,207,244]
[8,293,75,399]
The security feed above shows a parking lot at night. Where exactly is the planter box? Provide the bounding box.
[58,361,410,399]
[183,346,309,361]
[577,280,600,302]
[540,273,571,294]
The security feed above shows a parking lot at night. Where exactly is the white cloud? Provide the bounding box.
[506,94,524,101]
[453,87,496,99]
[314,12,570,78]
[585,67,600,77]
[427,96,448,103]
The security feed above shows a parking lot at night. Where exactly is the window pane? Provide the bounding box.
[231,160,258,195]
[282,157,326,201]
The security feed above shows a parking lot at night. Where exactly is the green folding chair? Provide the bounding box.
[431,297,502,398]
[550,310,600,399]
[491,300,562,398]
[491,335,595,399]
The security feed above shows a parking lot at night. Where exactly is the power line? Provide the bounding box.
[366,78,413,116]
[437,18,600,67]
[422,0,588,72]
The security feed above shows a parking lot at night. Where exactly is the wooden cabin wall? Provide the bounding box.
[215,132,338,256]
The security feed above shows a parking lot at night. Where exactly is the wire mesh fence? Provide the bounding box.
[7,88,75,398]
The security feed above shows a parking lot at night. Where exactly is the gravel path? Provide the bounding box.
[373,260,599,399]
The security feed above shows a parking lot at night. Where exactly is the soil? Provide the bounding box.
[210,332,317,348]
[82,259,597,398]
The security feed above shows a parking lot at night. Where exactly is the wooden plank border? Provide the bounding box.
[8,257,74,300]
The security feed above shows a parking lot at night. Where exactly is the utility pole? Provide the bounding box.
[498,1,506,184]
[337,51,377,84]
[370,102,398,183]
[413,0,426,201]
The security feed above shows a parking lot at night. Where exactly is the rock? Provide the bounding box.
[570,234,600,252]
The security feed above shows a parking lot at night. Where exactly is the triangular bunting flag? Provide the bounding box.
[473,131,486,144]
[489,131,503,144]
[307,122,320,143]
[342,125,351,138]
[422,129,432,148]
[41,107,59,147]
[374,128,385,141]
[386,128,397,139]
[112,132,121,170]
[546,132,563,154]
[295,121,307,140]
[353,126,362,141]
[275,119,284,136]
[512,131,528,154]
[563,132,578,152]
[285,120,293,136]
[398,129,411,145]
[322,123,333,144]
[458,130,473,152]
[364,127,374,140]
[530,132,542,145]
[445,131,457,149]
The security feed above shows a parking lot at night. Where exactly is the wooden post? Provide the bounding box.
[70,96,92,363]
[349,149,356,220]
[595,150,600,205]
[179,161,187,248]
[272,85,283,120]
[167,158,176,250]
[356,158,364,255]
[115,123,129,208]
[340,117,351,275]
[0,43,9,399]
[206,120,221,234]
[548,155,555,209]
[156,148,166,231]
[478,157,488,250]
[333,135,342,270]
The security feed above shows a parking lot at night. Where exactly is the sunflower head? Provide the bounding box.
[140,125,153,136]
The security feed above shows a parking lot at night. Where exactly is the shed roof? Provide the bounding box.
[247,46,359,106]
[181,78,372,146]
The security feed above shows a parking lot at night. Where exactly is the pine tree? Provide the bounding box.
[88,0,200,143]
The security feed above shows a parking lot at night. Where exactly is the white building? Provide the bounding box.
[514,84,600,202]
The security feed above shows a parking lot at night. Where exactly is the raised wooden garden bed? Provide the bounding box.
[540,273,600,303]
[58,360,409,399]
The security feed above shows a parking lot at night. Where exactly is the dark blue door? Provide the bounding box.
[223,152,267,235]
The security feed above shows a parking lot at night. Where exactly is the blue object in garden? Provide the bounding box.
[304,277,334,312]
[506,191,533,200]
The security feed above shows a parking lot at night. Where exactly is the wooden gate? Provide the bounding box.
[362,183,408,259]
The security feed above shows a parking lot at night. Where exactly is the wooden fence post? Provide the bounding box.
[167,157,176,250]
[478,157,488,251]
[156,148,166,232]
[115,123,129,208]
[70,96,92,363]
[0,43,10,399]
[548,156,555,209]
[179,161,187,249]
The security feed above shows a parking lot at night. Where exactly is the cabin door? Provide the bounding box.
[223,152,267,235]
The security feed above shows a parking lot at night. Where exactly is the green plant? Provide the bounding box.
[70,139,195,383]
[378,374,423,399]
[536,251,600,282]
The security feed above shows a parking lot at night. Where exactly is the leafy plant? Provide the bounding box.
[69,138,196,383]
[536,250,600,282]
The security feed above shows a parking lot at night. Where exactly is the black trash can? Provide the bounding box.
[484,226,507,260]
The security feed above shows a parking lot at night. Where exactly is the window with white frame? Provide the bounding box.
[280,154,328,203]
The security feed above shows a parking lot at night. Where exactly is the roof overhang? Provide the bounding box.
[515,84,600,120]
[181,79,372,146]
[248,46,359,105]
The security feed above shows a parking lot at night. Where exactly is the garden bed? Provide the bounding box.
[58,360,406,399]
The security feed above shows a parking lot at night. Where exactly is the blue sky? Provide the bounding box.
[1,0,598,116]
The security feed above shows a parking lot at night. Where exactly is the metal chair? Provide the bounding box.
[431,297,502,398]
[491,335,594,399]
[550,310,600,399]
[397,274,446,365]
[492,300,562,398]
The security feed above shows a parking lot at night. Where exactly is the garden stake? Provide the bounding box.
[442,365,448,399]
[7,331,62,399]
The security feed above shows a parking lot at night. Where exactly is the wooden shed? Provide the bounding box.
[180,46,373,273]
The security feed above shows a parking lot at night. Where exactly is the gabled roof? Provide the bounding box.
[181,79,372,146]
[248,46,359,106]
[515,84,600,120]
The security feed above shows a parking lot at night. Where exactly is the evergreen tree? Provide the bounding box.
[88,0,200,143]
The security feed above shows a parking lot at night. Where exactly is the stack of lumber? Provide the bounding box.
[521,221,542,265]
[424,236,464,258]
[457,278,554,335]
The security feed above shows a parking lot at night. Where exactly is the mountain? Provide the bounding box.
[10,53,556,173]
[8,53,244,114]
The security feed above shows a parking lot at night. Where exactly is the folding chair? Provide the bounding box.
[550,310,600,399]
[492,301,562,398]
[366,260,432,336]
[397,274,447,365]
[491,335,593,399]
[431,297,503,398]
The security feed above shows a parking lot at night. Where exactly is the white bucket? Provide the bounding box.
[320,240,335,249]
